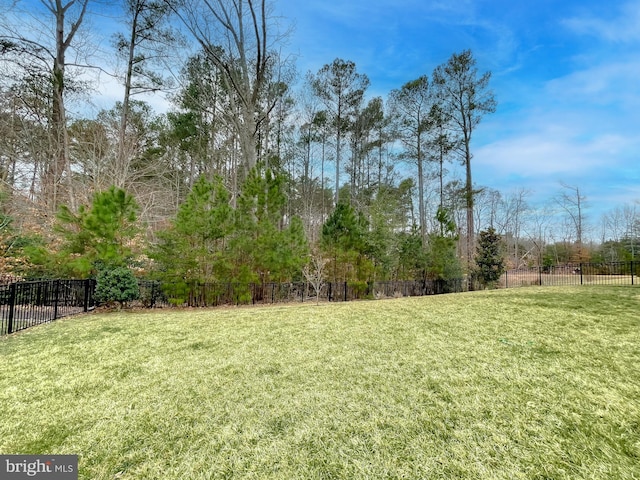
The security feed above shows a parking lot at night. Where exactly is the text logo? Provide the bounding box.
[0,456,77,479]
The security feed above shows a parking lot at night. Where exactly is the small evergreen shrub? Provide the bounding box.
[162,280,190,307]
[348,280,371,299]
[475,227,506,289]
[95,267,140,309]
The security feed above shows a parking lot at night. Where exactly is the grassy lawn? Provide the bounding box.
[1,286,639,479]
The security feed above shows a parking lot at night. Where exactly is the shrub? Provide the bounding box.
[160,280,190,307]
[348,280,371,299]
[475,227,506,289]
[95,267,140,309]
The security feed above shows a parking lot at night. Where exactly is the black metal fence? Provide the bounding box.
[2,261,636,336]
[0,279,96,336]
[136,278,464,308]
[501,261,638,288]
[0,277,462,335]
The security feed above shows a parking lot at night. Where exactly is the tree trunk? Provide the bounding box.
[335,127,341,205]
[417,136,426,248]
[116,2,141,189]
[465,135,474,273]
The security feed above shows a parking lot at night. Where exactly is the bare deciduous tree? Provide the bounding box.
[172,0,290,179]
[556,182,588,261]
[1,0,91,211]
[113,0,177,188]
[302,248,328,305]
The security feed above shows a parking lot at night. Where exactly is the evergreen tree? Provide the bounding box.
[397,228,427,280]
[232,164,308,283]
[475,227,505,288]
[321,202,372,282]
[29,186,140,277]
[426,207,462,281]
[95,266,140,309]
[310,59,370,204]
[113,0,177,189]
[389,75,432,247]
[151,175,233,282]
[433,50,496,271]
[365,182,415,280]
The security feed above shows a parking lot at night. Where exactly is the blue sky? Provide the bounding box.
[273,0,640,220]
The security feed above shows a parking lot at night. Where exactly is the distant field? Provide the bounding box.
[1,286,639,479]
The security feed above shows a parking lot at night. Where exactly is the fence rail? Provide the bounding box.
[0,279,96,336]
[137,278,464,308]
[500,261,637,288]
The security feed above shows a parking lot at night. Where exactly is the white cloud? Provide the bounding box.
[545,59,640,108]
[472,104,640,216]
[563,1,640,43]
[474,131,627,179]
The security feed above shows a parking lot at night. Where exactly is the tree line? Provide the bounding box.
[0,0,638,287]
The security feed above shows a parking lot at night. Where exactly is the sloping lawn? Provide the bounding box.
[1,286,638,479]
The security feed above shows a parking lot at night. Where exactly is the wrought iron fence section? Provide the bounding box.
[0,279,95,336]
[502,261,637,288]
[135,278,466,308]
[2,261,636,335]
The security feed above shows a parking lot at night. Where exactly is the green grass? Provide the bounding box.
[1,286,639,479]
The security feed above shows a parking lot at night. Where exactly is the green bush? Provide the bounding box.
[348,280,371,299]
[95,267,140,309]
[160,280,190,307]
[475,227,506,289]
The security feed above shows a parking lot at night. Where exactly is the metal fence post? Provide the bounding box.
[344,282,348,302]
[631,261,635,286]
[53,280,60,320]
[580,263,584,285]
[150,281,156,307]
[83,279,90,312]
[7,283,16,334]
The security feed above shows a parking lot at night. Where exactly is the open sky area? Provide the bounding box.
[271,0,640,219]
